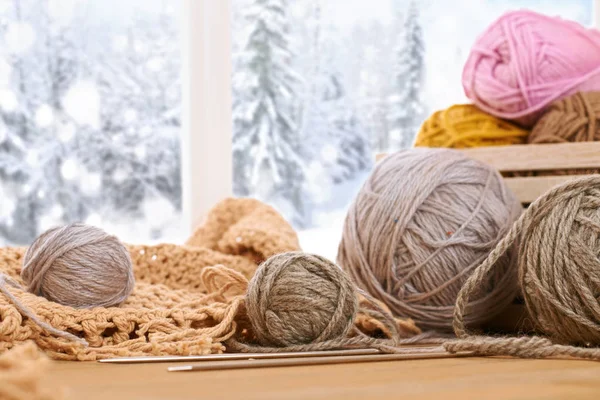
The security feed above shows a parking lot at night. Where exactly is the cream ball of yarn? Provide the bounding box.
[337,148,522,331]
[245,252,358,347]
[21,223,135,308]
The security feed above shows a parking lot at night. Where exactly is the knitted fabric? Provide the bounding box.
[0,198,420,360]
[0,341,61,400]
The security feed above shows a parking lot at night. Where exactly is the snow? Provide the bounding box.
[85,213,102,226]
[35,104,55,128]
[141,195,176,229]
[133,144,147,159]
[80,171,102,195]
[47,0,78,24]
[0,194,16,220]
[63,80,101,128]
[112,168,128,184]
[25,150,40,166]
[0,60,12,87]
[0,89,18,112]
[146,57,164,72]
[60,158,79,181]
[124,109,138,123]
[112,35,128,52]
[298,170,369,259]
[5,22,36,55]
[58,122,76,142]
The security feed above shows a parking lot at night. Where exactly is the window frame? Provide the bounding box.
[181,0,233,234]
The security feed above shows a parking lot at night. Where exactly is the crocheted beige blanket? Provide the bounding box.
[0,198,420,360]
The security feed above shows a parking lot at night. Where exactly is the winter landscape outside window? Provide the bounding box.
[231,0,594,259]
[0,0,182,246]
[0,0,595,254]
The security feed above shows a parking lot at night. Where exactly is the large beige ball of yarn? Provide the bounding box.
[337,148,522,331]
[21,223,135,308]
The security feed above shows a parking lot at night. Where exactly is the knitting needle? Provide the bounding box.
[99,348,382,364]
[167,351,472,372]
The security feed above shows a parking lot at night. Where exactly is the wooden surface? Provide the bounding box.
[47,357,600,399]
[460,142,600,172]
[375,142,600,172]
[376,142,600,171]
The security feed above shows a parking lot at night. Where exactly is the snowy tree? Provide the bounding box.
[233,0,307,227]
[388,1,426,150]
[350,22,395,153]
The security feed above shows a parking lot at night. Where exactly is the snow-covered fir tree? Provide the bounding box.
[233,0,307,227]
[350,22,395,153]
[388,1,426,150]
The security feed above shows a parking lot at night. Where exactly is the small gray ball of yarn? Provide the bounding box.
[21,223,135,308]
[246,252,358,347]
[338,148,522,331]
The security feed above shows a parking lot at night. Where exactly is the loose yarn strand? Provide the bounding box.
[0,275,88,346]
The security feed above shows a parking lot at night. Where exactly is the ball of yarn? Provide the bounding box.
[337,148,522,331]
[414,104,528,148]
[530,91,600,145]
[463,10,600,127]
[245,252,358,347]
[22,223,135,308]
[453,175,600,349]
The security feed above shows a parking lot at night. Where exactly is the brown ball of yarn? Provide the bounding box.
[22,223,135,308]
[245,252,358,347]
[530,92,600,145]
[502,176,600,344]
[338,148,522,331]
[526,91,600,176]
[450,176,600,359]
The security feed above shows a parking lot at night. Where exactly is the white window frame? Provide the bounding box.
[181,0,233,233]
[182,0,600,234]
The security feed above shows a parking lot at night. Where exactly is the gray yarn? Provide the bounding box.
[337,148,522,331]
[22,223,135,309]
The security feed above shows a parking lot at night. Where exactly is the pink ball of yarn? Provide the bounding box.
[463,10,600,127]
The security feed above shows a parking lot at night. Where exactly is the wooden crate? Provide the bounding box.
[377,141,600,205]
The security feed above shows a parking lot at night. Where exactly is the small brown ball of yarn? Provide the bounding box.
[525,91,600,176]
[22,223,135,308]
[245,252,358,347]
[338,148,522,331]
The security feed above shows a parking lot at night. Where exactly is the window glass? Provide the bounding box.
[232,0,593,259]
[0,0,182,246]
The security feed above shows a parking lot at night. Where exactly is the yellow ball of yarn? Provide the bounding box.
[414,104,529,148]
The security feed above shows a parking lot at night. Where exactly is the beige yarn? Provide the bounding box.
[447,176,600,360]
[0,198,421,360]
[338,148,523,331]
[0,341,61,400]
[246,252,359,347]
[22,223,135,308]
